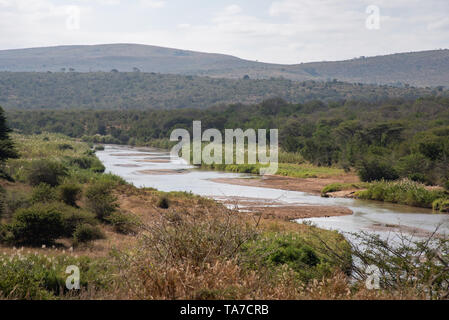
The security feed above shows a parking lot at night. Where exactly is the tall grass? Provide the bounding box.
[357,179,448,208]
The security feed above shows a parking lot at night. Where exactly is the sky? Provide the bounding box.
[0,0,448,64]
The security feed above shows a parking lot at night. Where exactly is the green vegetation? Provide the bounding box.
[1,72,447,111]
[73,224,105,245]
[7,96,449,185]
[356,179,448,209]
[321,182,368,196]
[241,231,351,283]
[0,251,111,299]
[85,181,119,221]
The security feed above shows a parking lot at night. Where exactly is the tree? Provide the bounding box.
[0,106,18,164]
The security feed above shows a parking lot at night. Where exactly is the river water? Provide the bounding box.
[96,145,449,238]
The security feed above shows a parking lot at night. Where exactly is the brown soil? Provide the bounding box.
[136,159,171,163]
[137,169,189,175]
[243,205,352,221]
[211,174,360,195]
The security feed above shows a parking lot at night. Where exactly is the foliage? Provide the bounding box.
[0,250,112,299]
[73,224,105,245]
[105,211,138,234]
[31,183,57,204]
[7,96,449,186]
[432,198,449,213]
[10,203,65,245]
[85,181,118,220]
[157,196,170,209]
[240,232,340,282]
[357,179,447,208]
[57,183,82,207]
[358,158,399,182]
[0,106,18,164]
[26,160,68,187]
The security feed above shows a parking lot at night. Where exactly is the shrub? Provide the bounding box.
[105,211,138,234]
[57,183,82,207]
[27,160,68,187]
[0,253,111,299]
[31,183,57,204]
[357,179,446,208]
[157,196,170,209]
[11,204,65,245]
[94,145,105,151]
[57,143,73,151]
[68,156,105,173]
[85,181,118,220]
[73,224,105,245]
[60,206,97,237]
[445,180,449,191]
[432,198,449,213]
[2,189,31,218]
[357,158,399,182]
[240,233,337,282]
[0,224,13,243]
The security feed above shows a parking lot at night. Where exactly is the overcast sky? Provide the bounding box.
[0,0,448,64]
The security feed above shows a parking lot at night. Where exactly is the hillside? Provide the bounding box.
[0,72,446,110]
[0,44,448,87]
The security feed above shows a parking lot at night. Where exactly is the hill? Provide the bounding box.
[0,72,446,110]
[0,44,448,87]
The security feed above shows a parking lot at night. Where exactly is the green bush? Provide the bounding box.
[105,211,138,234]
[57,183,82,207]
[445,180,449,191]
[357,179,446,208]
[94,145,105,151]
[432,198,449,213]
[57,143,73,151]
[357,158,399,182]
[73,224,105,245]
[157,196,170,209]
[31,183,57,204]
[0,224,13,243]
[241,233,337,282]
[85,181,118,220]
[0,253,111,299]
[11,203,65,245]
[68,156,105,173]
[60,205,97,237]
[2,189,31,218]
[27,160,68,187]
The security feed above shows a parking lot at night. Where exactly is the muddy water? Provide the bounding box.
[96,145,449,238]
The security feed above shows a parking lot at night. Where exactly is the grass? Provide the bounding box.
[201,162,345,178]
[321,182,369,196]
[356,179,448,209]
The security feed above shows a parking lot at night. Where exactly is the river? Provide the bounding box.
[96,145,449,238]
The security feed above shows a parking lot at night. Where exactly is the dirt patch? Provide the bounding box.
[114,164,141,168]
[211,174,360,195]
[110,153,156,157]
[137,169,189,175]
[245,205,352,221]
[136,159,171,163]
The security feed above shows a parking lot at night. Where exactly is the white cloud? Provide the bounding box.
[139,0,166,9]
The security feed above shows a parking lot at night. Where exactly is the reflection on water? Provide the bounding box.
[96,145,449,238]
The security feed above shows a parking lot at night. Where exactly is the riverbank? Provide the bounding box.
[211,174,360,195]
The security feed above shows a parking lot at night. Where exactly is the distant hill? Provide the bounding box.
[0,44,448,87]
[0,72,447,110]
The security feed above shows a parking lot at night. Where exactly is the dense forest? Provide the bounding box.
[6,96,449,186]
[0,72,447,110]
